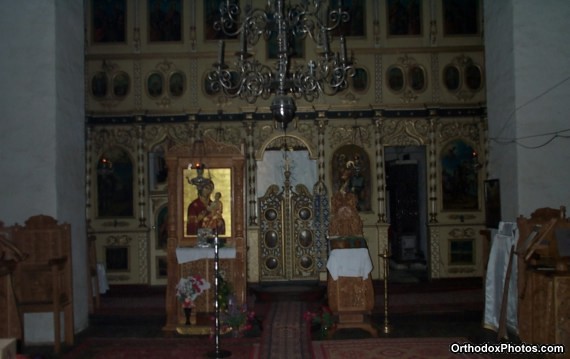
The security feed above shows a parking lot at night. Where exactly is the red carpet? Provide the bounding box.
[63,337,259,359]
[311,337,491,359]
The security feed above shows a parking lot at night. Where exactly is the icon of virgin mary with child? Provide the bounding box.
[186,165,226,236]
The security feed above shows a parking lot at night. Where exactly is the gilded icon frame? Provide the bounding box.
[183,167,233,239]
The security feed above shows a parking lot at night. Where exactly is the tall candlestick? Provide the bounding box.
[207,231,231,358]
[379,246,392,334]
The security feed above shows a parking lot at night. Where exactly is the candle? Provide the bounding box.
[322,28,330,53]
[134,1,138,27]
[218,40,225,65]
[372,0,377,17]
[340,35,347,63]
[240,31,247,55]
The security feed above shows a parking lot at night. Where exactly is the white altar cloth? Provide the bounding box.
[483,221,519,335]
[175,247,236,264]
[327,248,373,280]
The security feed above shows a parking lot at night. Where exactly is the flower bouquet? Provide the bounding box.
[176,275,210,324]
[303,305,336,340]
[218,294,256,337]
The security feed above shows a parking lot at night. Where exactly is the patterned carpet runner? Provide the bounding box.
[259,300,311,359]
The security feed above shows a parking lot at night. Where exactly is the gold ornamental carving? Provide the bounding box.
[438,120,480,143]
[167,135,243,158]
[328,124,372,149]
[92,126,138,153]
[379,119,428,146]
[448,227,476,238]
[105,234,133,246]
[297,122,317,145]
[202,125,243,149]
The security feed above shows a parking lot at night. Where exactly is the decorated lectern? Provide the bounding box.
[163,137,246,333]
[326,191,377,337]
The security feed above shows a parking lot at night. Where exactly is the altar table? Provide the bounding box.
[175,246,238,318]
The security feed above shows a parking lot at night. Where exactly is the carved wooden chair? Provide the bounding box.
[87,234,100,314]
[0,222,27,340]
[11,215,74,354]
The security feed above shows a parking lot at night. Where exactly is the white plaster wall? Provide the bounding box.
[484,0,518,220]
[485,0,570,220]
[55,0,89,341]
[512,1,570,217]
[0,1,87,344]
[0,1,58,219]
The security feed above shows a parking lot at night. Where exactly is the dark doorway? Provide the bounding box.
[385,146,428,283]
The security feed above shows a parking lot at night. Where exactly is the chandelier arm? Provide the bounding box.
[214,1,268,41]
[325,7,351,31]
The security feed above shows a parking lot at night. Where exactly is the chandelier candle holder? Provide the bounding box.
[207,0,356,130]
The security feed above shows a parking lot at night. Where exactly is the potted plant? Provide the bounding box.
[219,294,255,337]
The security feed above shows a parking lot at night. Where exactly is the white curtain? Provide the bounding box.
[256,150,317,196]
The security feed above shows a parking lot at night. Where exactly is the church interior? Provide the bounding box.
[0,0,569,358]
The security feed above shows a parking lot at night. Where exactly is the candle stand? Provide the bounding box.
[207,234,231,358]
[379,246,392,334]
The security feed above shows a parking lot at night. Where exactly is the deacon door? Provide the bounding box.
[258,172,318,282]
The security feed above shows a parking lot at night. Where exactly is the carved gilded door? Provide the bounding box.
[258,172,318,282]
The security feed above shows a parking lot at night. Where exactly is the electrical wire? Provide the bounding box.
[491,75,570,145]
[490,128,570,149]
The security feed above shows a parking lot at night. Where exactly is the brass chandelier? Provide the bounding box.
[207,0,355,130]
